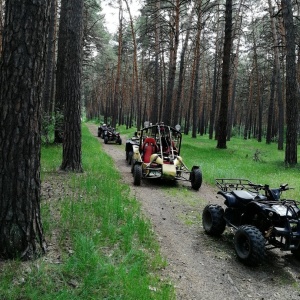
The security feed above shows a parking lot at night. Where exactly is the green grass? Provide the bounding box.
[3,123,299,299]
[0,125,174,300]
[179,134,300,199]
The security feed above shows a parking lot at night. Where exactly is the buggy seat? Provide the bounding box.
[142,137,158,163]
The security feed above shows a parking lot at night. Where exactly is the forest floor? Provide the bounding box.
[79,124,300,299]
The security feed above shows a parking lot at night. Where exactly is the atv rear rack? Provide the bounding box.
[215,178,262,194]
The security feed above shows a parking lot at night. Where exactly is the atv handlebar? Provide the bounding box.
[216,178,292,193]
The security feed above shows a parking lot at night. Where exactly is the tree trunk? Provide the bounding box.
[60,0,84,172]
[282,0,298,165]
[174,10,193,127]
[0,0,50,259]
[124,0,140,130]
[54,0,68,143]
[162,0,180,125]
[252,30,262,142]
[151,0,161,124]
[243,74,253,140]
[217,0,233,149]
[0,0,3,55]
[42,0,57,116]
[209,8,221,140]
[268,0,284,150]
[266,64,276,144]
[192,1,202,139]
[112,0,123,129]
[227,0,244,141]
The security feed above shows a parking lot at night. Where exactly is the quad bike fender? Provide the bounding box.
[243,201,280,221]
[218,190,239,207]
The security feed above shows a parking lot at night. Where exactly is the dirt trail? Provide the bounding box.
[87,124,300,300]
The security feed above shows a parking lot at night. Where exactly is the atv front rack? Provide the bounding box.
[215,178,262,194]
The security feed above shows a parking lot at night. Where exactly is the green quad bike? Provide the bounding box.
[131,122,202,190]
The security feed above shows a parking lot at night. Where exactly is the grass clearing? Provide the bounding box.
[179,134,300,200]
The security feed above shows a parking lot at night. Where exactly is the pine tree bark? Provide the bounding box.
[163,0,180,125]
[60,0,84,172]
[282,0,298,165]
[54,0,68,143]
[174,10,193,127]
[268,0,284,149]
[192,1,202,138]
[217,0,233,149]
[209,5,221,140]
[42,0,57,116]
[151,0,161,124]
[0,0,50,259]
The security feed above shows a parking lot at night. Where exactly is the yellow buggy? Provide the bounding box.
[132,123,202,190]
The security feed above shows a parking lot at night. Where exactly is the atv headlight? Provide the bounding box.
[264,208,279,220]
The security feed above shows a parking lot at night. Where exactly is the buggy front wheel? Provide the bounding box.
[234,225,266,266]
[133,164,142,186]
[190,168,202,190]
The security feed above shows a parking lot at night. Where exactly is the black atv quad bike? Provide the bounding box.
[202,178,300,266]
[103,127,122,145]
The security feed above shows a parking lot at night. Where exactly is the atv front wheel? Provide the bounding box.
[104,137,108,144]
[234,225,266,266]
[202,204,226,236]
[133,164,142,186]
[190,168,202,190]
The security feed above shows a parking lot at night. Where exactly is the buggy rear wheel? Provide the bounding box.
[234,225,266,266]
[133,164,142,186]
[202,204,226,236]
[190,168,202,190]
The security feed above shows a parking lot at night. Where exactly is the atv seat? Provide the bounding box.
[232,190,257,204]
[142,137,158,163]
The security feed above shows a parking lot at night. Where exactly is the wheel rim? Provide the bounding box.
[236,235,251,258]
[203,210,213,230]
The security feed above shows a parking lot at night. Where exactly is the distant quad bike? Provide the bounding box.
[103,127,122,145]
[98,123,108,138]
[125,132,140,165]
[202,178,300,266]
[131,122,202,190]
